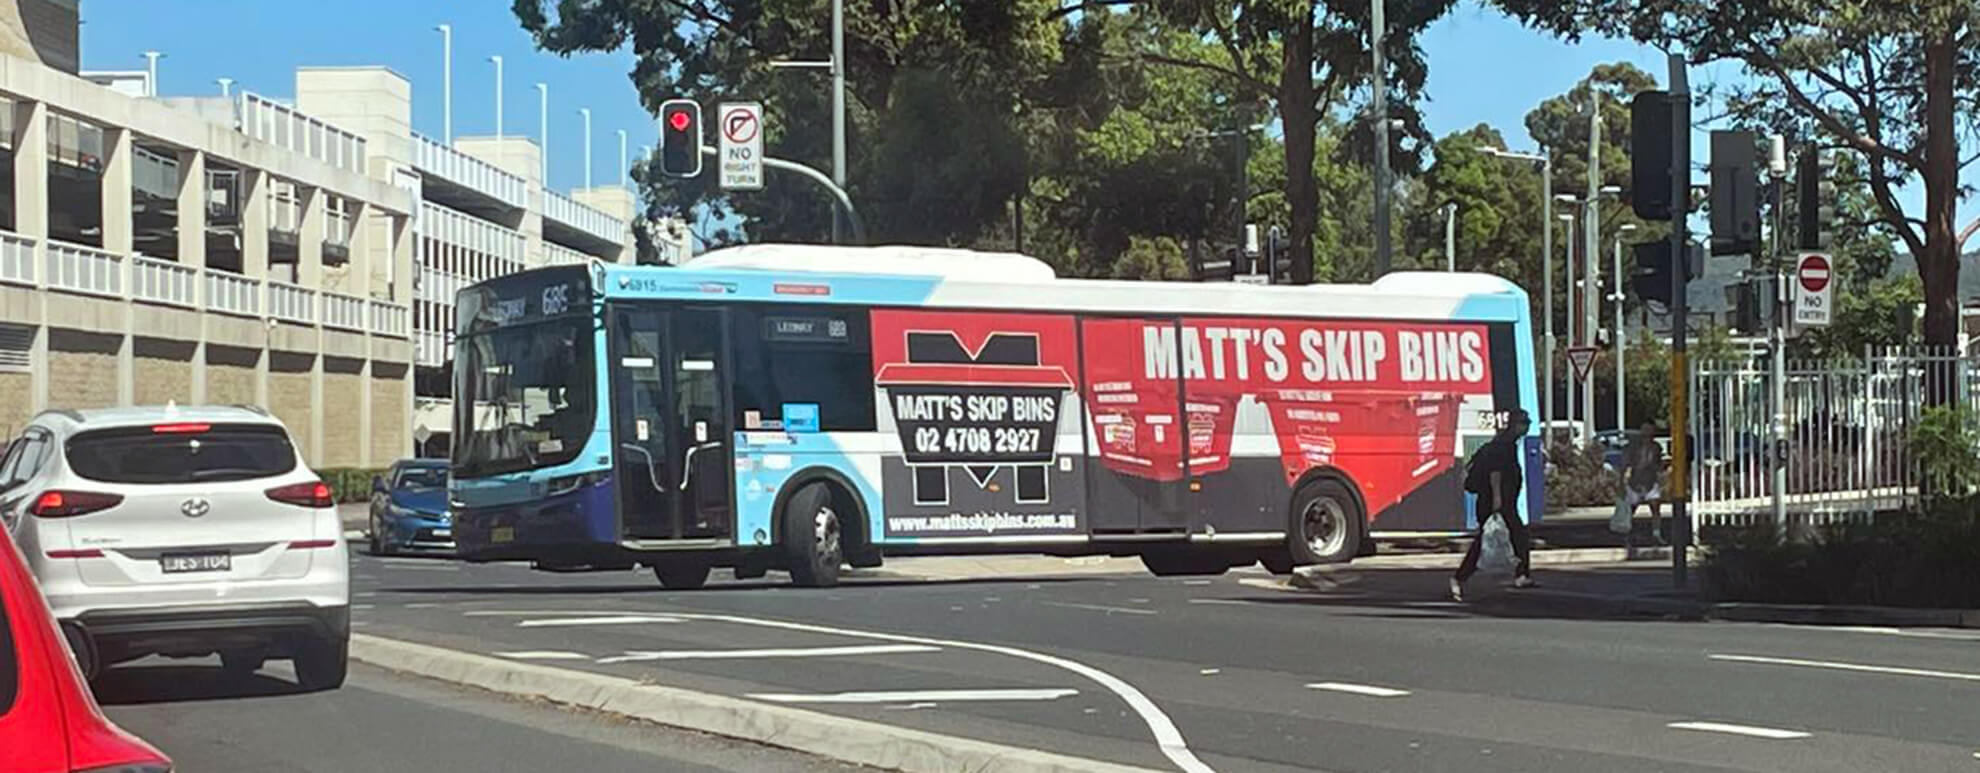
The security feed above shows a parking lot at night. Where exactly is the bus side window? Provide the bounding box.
[731,308,876,432]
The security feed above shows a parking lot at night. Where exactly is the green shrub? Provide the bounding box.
[1702,501,1980,608]
[1910,405,1980,501]
[316,467,388,504]
[1544,441,1619,510]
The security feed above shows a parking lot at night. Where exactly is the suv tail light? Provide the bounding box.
[265,481,333,508]
[29,490,124,518]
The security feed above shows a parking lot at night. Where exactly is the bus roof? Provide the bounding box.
[601,244,1532,324]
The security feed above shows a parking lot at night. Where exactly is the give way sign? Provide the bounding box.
[1794,252,1833,327]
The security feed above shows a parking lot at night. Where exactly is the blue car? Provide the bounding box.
[368,459,455,555]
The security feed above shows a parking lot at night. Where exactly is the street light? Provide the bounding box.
[1613,222,1639,430]
[141,51,162,97]
[618,129,628,188]
[535,83,548,182]
[769,0,846,241]
[489,56,503,146]
[1557,209,1580,443]
[1480,145,1553,437]
[216,77,233,98]
[435,25,452,144]
[1441,202,1459,271]
[579,108,592,189]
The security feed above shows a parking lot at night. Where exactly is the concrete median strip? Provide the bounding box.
[348,633,1166,773]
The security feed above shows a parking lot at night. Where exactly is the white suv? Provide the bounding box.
[0,405,349,690]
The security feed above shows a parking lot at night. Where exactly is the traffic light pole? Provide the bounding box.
[1666,53,1691,588]
[701,145,867,244]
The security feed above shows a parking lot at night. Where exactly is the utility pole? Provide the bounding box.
[618,129,629,188]
[1370,0,1392,276]
[490,56,504,150]
[1613,223,1637,429]
[1584,93,1602,447]
[1768,134,1788,533]
[579,107,592,189]
[830,0,846,243]
[1442,203,1458,271]
[1558,203,1579,438]
[1667,52,1692,589]
[435,25,452,144]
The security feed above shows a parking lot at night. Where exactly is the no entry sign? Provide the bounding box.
[1794,252,1833,327]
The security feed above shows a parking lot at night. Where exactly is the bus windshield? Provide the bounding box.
[452,319,594,478]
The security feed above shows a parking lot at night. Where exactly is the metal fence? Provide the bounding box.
[1689,347,1977,528]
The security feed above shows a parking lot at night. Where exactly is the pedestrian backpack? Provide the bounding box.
[1463,441,1498,496]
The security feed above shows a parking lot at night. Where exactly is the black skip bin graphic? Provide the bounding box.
[876,332,1073,487]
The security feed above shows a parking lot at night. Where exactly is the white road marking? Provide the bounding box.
[405,602,439,608]
[1041,601,1156,616]
[748,688,1078,704]
[666,611,1216,773]
[596,644,938,664]
[386,564,458,571]
[516,615,685,627]
[1186,598,1253,607]
[1766,624,1980,642]
[1668,721,1811,740]
[1181,580,1213,586]
[1306,682,1411,698]
[352,604,375,610]
[495,651,590,660]
[1710,653,1980,683]
[1198,668,1221,675]
[464,609,652,617]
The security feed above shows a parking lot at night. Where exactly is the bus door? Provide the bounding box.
[1079,316,1189,534]
[609,305,735,542]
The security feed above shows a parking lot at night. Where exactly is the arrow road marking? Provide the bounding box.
[1710,653,1980,683]
[1668,721,1811,740]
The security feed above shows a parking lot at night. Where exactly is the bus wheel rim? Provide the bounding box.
[814,505,841,560]
[1303,498,1347,556]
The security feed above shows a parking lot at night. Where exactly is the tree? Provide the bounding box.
[1409,124,1541,279]
[1110,235,1193,279]
[1139,0,1455,284]
[1490,1,1980,350]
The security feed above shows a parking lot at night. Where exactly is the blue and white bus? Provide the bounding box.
[448,245,1540,588]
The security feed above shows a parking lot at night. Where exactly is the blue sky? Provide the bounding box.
[77,0,1968,244]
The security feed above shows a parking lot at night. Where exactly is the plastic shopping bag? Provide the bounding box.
[1478,516,1515,574]
[1609,496,1632,536]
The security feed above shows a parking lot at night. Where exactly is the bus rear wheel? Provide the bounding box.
[653,562,711,590]
[1289,478,1363,565]
[783,482,843,588]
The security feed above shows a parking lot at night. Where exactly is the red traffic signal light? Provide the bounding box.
[659,99,702,178]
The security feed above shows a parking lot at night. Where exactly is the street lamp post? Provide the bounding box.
[435,25,452,144]
[770,0,848,243]
[1480,145,1552,442]
[490,56,503,145]
[618,130,628,187]
[579,108,592,189]
[1371,0,1391,275]
[535,83,548,182]
[1613,222,1638,431]
[1441,202,1458,271]
[216,77,232,98]
[141,51,161,97]
[1557,207,1579,441]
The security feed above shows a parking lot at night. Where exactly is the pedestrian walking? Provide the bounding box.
[1452,408,1533,601]
[1619,422,1666,547]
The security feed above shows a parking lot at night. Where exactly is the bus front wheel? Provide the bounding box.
[654,562,711,590]
[783,482,843,588]
[1289,478,1363,565]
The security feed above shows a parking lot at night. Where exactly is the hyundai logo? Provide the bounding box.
[180,498,211,518]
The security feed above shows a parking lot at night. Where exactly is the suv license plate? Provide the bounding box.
[160,552,231,573]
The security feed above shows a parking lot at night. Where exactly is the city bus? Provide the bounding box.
[447,245,1540,588]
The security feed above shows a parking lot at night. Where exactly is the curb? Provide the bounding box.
[1345,547,1668,570]
[1708,602,1980,629]
[348,634,1163,773]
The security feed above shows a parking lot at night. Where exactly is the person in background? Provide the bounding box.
[1621,422,1667,546]
[1452,408,1535,601]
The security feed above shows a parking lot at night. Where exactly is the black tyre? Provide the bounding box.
[1288,477,1364,565]
[783,482,843,588]
[653,562,711,590]
[220,649,264,680]
[295,634,348,691]
[62,623,100,683]
[1257,550,1297,575]
[368,514,388,556]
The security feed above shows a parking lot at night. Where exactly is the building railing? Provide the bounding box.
[266,280,317,325]
[235,92,367,175]
[322,291,366,332]
[413,132,527,210]
[0,227,410,341]
[415,329,449,368]
[419,201,526,270]
[370,299,409,339]
[205,270,261,318]
[0,231,34,286]
[44,240,123,298]
[541,189,626,246]
[130,256,198,309]
[540,240,595,267]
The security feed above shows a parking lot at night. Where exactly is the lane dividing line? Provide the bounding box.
[1042,601,1157,616]
[749,688,1078,704]
[665,612,1216,773]
[495,651,591,660]
[517,615,685,627]
[1765,624,1980,642]
[1710,653,1980,683]
[1305,682,1411,698]
[597,644,939,664]
[1667,721,1811,740]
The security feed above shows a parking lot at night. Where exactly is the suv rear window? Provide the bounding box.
[66,424,299,484]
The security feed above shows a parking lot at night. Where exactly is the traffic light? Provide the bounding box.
[1630,91,1677,220]
[659,99,703,178]
[1630,240,1703,308]
[1796,144,1836,249]
[1708,130,1760,256]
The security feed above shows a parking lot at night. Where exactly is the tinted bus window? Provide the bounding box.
[67,425,298,484]
[731,307,876,431]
